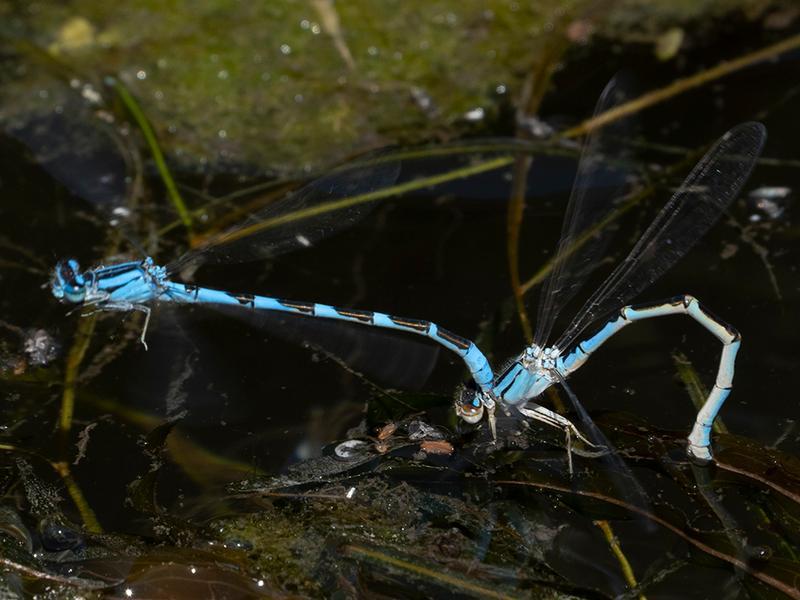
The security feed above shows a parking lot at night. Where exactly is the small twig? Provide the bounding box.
[594,520,646,600]
[51,460,103,533]
[561,32,800,139]
[725,215,783,302]
[494,478,800,598]
[715,458,800,505]
[215,156,515,245]
[342,544,517,600]
[312,0,356,71]
[58,313,97,440]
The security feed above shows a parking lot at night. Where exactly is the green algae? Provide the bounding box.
[1,0,781,174]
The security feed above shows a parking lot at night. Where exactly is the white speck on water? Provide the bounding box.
[346,487,356,499]
[136,70,146,80]
[217,69,229,79]
[411,87,432,110]
[296,234,311,247]
[750,186,791,199]
[280,43,291,55]
[218,129,227,138]
[367,46,378,56]
[300,19,310,29]
[496,84,507,94]
[464,107,485,121]
[311,23,321,34]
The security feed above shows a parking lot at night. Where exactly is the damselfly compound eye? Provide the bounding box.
[455,386,484,424]
[52,259,87,303]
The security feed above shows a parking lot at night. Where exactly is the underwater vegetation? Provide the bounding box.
[1,1,800,597]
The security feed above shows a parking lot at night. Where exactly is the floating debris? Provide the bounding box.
[23,329,59,367]
[748,186,791,221]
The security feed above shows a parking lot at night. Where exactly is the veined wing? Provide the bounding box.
[555,371,654,518]
[555,122,766,352]
[213,304,442,391]
[534,76,635,347]
[167,153,401,274]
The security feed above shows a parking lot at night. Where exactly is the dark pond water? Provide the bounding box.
[1,29,800,600]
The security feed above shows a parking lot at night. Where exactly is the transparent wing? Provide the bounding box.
[555,122,766,352]
[555,372,654,518]
[167,154,401,274]
[534,77,634,347]
[202,303,442,391]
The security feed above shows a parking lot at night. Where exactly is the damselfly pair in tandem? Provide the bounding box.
[51,78,766,464]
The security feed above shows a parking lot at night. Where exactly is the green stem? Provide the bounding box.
[108,76,193,232]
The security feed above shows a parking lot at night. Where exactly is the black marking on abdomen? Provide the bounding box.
[390,316,430,333]
[279,299,315,314]
[632,296,685,311]
[336,308,374,323]
[183,284,200,299]
[436,327,470,351]
[693,301,738,336]
[228,292,256,307]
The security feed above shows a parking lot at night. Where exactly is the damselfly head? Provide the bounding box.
[454,383,484,424]
[51,259,87,303]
